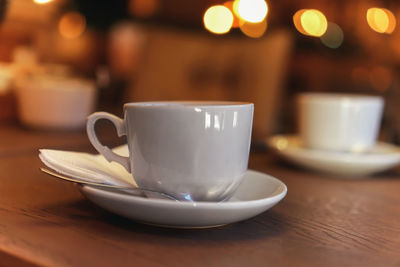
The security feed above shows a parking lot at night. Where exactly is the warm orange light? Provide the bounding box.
[293,9,308,35]
[293,9,327,37]
[203,5,234,34]
[301,9,327,37]
[369,66,392,92]
[367,8,396,34]
[237,0,268,23]
[33,0,52,5]
[240,19,267,38]
[224,1,241,28]
[367,8,388,33]
[129,0,159,18]
[58,12,86,39]
[232,0,241,18]
[385,9,396,33]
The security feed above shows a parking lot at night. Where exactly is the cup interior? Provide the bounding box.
[297,93,383,104]
[124,101,253,108]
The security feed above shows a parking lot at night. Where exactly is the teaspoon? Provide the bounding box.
[40,168,181,202]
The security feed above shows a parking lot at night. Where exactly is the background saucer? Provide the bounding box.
[267,135,400,176]
[80,170,287,228]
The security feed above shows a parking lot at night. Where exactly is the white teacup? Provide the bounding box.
[87,101,254,202]
[297,93,384,152]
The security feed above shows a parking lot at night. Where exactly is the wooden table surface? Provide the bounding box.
[0,122,400,267]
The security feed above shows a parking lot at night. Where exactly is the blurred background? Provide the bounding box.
[0,0,399,142]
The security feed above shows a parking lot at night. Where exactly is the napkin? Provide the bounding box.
[39,145,137,187]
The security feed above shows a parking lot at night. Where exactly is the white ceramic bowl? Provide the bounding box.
[15,76,96,130]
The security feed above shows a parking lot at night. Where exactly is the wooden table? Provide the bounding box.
[0,122,399,266]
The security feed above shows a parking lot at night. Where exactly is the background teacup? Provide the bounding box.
[297,93,384,152]
[87,101,254,202]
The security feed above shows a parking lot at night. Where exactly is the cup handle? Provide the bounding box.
[86,112,131,173]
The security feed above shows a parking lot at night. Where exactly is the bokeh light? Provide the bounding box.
[232,0,241,18]
[276,138,288,150]
[129,0,159,18]
[293,9,308,35]
[240,19,267,38]
[237,0,268,23]
[367,8,396,34]
[203,5,234,34]
[385,9,396,33]
[293,9,328,37]
[33,0,52,5]
[367,8,388,33]
[58,12,86,39]
[301,10,327,37]
[224,1,241,28]
[383,8,396,34]
[369,66,392,92]
[320,22,344,48]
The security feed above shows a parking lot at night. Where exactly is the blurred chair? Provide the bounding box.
[127,26,292,140]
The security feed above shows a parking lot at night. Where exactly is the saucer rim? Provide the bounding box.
[80,169,287,207]
[267,134,400,157]
[266,134,400,176]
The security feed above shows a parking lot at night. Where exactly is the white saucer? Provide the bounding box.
[267,135,400,176]
[80,170,287,228]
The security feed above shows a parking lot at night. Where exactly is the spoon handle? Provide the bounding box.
[39,168,179,201]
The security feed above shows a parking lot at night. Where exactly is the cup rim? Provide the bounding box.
[297,93,383,104]
[123,101,254,109]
